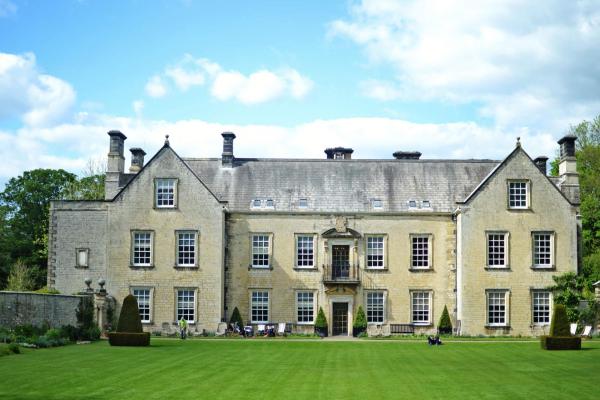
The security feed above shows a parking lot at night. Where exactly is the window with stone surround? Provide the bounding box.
[176,289,196,323]
[251,291,269,323]
[76,248,89,268]
[132,287,152,323]
[296,235,315,268]
[366,291,385,323]
[366,235,385,269]
[155,178,177,208]
[532,291,551,325]
[508,180,529,209]
[532,232,554,268]
[411,291,432,325]
[487,232,508,268]
[132,231,153,266]
[410,234,432,269]
[296,291,314,324]
[487,290,509,327]
[251,234,271,268]
[176,231,197,267]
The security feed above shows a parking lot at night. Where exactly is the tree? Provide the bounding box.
[549,304,571,337]
[438,305,453,334]
[548,272,596,322]
[61,159,106,201]
[229,306,244,329]
[6,259,35,291]
[0,169,77,288]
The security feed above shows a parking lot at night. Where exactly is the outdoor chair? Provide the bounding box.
[581,325,592,338]
[257,324,266,335]
[570,323,578,335]
[277,323,286,336]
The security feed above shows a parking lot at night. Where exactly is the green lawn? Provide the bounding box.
[0,339,598,400]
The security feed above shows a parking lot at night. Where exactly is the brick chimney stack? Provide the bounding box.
[221,132,236,168]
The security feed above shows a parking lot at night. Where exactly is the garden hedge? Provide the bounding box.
[540,336,581,350]
[108,332,151,347]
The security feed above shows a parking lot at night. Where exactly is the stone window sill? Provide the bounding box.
[365,267,389,272]
[248,266,273,271]
[129,265,155,270]
[174,266,199,270]
[74,265,89,269]
[412,323,433,328]
[484,267,511,271]
[530,266,556,271]
[293,267,318,272]
[484,325,511,329]
[409,268,434,273]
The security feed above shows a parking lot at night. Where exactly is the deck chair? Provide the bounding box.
[216,322,227,336]
[257,324,266,335]
[581,325,592,338]
[277,322,286,336]
[570,323,577,335]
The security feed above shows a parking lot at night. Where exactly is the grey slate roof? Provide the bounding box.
[183,158,500,213]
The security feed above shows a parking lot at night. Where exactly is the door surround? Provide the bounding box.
[328,295,354,337]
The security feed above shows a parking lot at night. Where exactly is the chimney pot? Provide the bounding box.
[558,134,577,159]
[533,156,548,174]
[129,148,146,173]
[222,132,236,167]
[393,151,422,160]
[325,147,354,160]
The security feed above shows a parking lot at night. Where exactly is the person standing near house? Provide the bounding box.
[179,317,188,339]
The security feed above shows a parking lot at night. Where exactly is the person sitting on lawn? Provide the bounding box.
[178,317,188,340]
[428,336,435,345]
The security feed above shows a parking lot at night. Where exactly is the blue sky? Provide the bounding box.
[1,0,599,182]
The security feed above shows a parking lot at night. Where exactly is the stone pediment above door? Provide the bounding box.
[321,216,362,238]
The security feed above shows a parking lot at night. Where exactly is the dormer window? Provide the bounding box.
[298,198,308,208]
[372,199,383,209]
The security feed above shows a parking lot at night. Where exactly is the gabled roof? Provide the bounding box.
[112,143,223,204]
[183,158,498,213]
[458,144,577,206]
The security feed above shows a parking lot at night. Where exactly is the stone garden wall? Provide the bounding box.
[0,291,86,329]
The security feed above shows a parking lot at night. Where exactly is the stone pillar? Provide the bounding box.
[94,291,107,336]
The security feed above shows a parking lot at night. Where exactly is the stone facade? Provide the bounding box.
[48,132,579,336]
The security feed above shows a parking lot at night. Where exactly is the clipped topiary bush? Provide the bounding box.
[108,295,150,347]
[549,304,570,336]
[541,304,581,350]
[438,305,453,335]
[353,306,367,337]
[315,307,328,337]
[230,306,244,329]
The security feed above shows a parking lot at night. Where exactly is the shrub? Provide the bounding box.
[230,306,244,329]
[353,306,367,329]
[76,296,95,332]
[45,328,61,341]
[82,326,101,341]
[59,325,79,342]
[438,305,453,334]
[8,343,20,354]
[108,332,150,346]
[35,336,50,348]
[117,295,143,333]
[315,307,327,329]
[541,336,581,350]
[35,286,60,294]
[550,304,571,336]
[0,347,9,356]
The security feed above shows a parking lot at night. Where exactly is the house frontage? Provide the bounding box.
[48,131,580,336]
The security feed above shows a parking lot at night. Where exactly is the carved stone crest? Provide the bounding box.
[335,216,347,233]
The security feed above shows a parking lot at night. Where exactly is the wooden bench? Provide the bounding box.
[390,324,415,334]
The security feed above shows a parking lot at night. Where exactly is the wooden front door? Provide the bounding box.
[332,302,349,335]
[332,245,350,279]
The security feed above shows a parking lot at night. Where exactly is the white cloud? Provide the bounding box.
[0,0,16,17]
[147,55,313,105]
[144,75,167,98]
[0,52,75,128]
[330,0,600,130]
[0,112,562,182]
[133,100,144,115]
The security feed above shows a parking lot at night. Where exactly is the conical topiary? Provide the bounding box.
[117,294,143,333]
[315,306,328,329]
[353,306,367,329]
[438,305,453,334]
[230,306,244,329]
[549,304,571,337]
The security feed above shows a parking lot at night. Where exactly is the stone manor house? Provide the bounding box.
[48,131,580,336]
